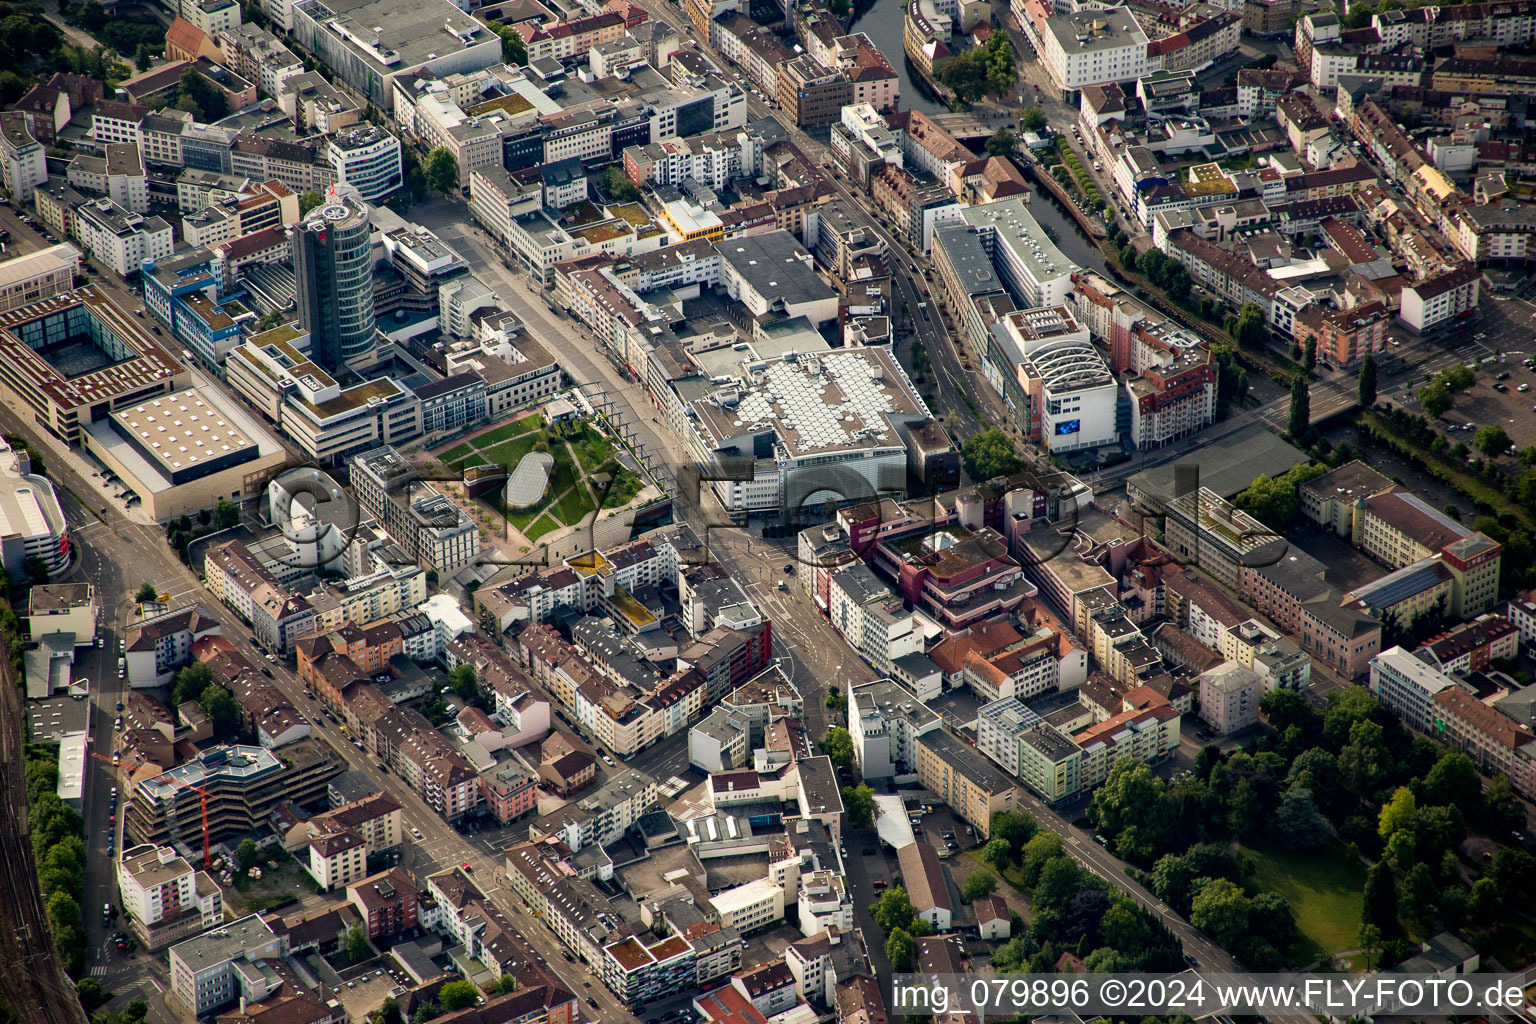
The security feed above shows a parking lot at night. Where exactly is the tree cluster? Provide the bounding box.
[1224,303,1266,349]
[1418,363,1475,418]
[936,32,1016,104]
[27,745,87,976]
[985,817,1185,974]
[961,428,1023,482]
[1131,247,1191,302]
[602,166,641,204]
[169,662,244,742]
[176,68,226,122]
[1232,462,1326,531]
[1210,344,1249,418]
[1089,687,1533,968]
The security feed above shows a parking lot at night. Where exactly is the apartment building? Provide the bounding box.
[351,446,480,576]
[116,844,225,950]
[848,678,941,779]
[1371,647,1536,797]
[1071,698,1181,787]
[914,729,1016,838]
[526,768,658,852]
[1198,660,1263,735]
[167,915,285,1016]
[346,867,418,939]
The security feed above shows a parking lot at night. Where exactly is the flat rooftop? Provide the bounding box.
[692,347,929,457]
[962,198,1072,291]
[113,389,256,477]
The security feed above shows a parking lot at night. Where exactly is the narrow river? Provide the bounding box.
[849,0,948,116]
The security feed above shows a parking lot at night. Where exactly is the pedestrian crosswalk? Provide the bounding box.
[89,965,109,978]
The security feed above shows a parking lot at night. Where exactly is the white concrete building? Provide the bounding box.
[848,678,940,779]
[73,197,174,278]
[327,126,402,203]
[1037,7,1154,92]
[0,112,47,203]
[116,844,225,950]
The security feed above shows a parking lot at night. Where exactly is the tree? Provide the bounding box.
[487,21,527,65]
[76,978,104,1011]
[448,664,477,702]
[1378,786,1417,839]
[1467,877,1501,926]
[424,147,459,196]
[984,127,1016,157]
[1272,788,1330,848]
[136,581,159,603]
[962,428,1022,482]
[438,981,480,1011]
[299,190,324,216]
[379,997,404,1024]
[872,885,916,932]
[1362,863,1398,936]
[842,784,874,829]
[215,499,240,529]
[1421,751,1478,808]
[885,927,915,970]
[22,555,48,583]
[200,685,242,740]
[1398,862,1436,923]
[236,838,260,870]
[961,870,997,902]
[1358,922,1383,970]
[345,924,371,964]
[1303,338,1317,371]
[821,727,854,768]
[1287,373,1311,440]
[1474,424,1511,458]
[990,811,1036,854]
[170,662,214,709]
[1358,352,1377,406]
[1033,856,1081,909]
[177,68,223,121]
[982,838,1013,872]
[1231,302,1265,348]
[602,166,640,204]
[1020,107,1047,131]
[1189,877,1250,948]
[1419,382,1453,417]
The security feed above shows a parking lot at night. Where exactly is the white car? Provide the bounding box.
[411,827,424,840]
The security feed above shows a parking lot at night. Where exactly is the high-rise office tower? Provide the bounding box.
[292,184,375,370]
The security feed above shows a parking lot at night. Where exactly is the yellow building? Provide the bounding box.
[915,730,1017,838]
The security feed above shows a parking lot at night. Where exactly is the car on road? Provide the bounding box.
[461,862,473,872]
[862,847,877,856]
[115,701,123,712]
[873,878,887,889]
[410,827,424,840]
[1184,953,1198,967]
[261,667,273,677]
[783,563,793,573]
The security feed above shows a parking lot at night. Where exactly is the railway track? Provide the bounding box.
[0,652,90,1024]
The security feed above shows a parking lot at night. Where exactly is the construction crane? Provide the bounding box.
[90,752,213,871]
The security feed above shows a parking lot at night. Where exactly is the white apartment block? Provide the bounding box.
[116,844,225,950]
[1038,8,1154,91]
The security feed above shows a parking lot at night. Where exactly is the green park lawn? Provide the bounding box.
[1240,842,1366,960]
[435,414,647,537]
